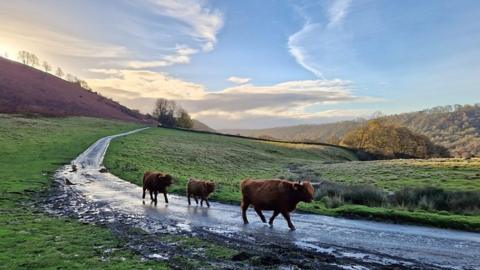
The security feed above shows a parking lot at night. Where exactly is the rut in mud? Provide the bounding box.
[40,128,480,270]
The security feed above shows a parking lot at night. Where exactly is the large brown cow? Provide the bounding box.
[240,179,314,230]
[142,171,173,204]
[187,178,215,207]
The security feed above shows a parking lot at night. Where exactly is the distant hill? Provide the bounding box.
[223,104,480,157]
[192,119,216,132]
[0,57,153,123]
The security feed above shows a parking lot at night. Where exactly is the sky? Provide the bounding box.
[1,0,479,129]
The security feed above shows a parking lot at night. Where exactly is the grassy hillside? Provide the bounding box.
[221,120,361,142]
[0,115,163,269]
[104,128,357,203]
[105,128,480,231]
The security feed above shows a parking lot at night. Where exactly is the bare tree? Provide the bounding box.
[27,53,39,67]
[17,51,29,64]
[42,61,51,73]
[65,74,77,82]
[55,67,64,78]
[77,80,91,90]
[153,98,177,127]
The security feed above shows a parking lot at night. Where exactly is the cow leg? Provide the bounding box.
[241,201,250,224]
[254,207,267,223]
[281,212,295,230]
[194,196,199,205]
[154,191,158,203]
[187,193,191,205]
[163,192,169,204]
[142,187,146,199]
[205,198,210,208]
[149,190,154,201]
[269,210,280,226]
[200,198,204,207]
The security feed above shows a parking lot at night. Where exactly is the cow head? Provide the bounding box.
[158,173,173,186]
[205,181,216,194]
[293,181,315,203]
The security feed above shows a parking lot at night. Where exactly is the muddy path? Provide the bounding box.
[41,128,480,269]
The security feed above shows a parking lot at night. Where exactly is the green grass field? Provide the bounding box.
[309,159,480,192]
[105,127,480,231]
[104,127,357,203]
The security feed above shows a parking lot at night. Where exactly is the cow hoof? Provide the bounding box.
[289,227,296,231]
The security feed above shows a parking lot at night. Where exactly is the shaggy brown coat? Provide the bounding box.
[142,171,173,204]
[187,178,215,207]
[240,179,314,230]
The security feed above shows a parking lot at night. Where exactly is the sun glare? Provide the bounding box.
[0,42,18,59]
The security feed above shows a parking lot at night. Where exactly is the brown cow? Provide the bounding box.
[142,171,173,204]
[240,179,314,230]
[187,178,215,207]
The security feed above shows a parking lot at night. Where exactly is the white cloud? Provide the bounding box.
[288,0,352,78]
[327,0,352,29]
[227,76,251,84]
[145,0,224,52]
[288,22,324,78]
[126,45,198,68]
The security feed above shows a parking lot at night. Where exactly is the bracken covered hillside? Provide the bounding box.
[0,57,153,123]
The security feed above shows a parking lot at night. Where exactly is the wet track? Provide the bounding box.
[45,128,480,269]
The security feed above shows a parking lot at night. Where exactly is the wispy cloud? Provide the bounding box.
[145,0,224,52]
[126,45,198,68]
[227,76,251,84]
[327,0,352,29]
[288,22,324,78]
[288,0,352,78]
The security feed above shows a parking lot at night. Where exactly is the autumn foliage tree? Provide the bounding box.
[176,108,194,129]
[341,120,449,159]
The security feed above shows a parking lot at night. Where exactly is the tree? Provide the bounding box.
[77,80,91,91]
[176,109,193,129]
[42,61,51,73]
[55,67,64,78]
[27,52,39,67]
[65,74,77,83]
[17,51,29,64]
[341,120,449,159]
[153,98,177,127]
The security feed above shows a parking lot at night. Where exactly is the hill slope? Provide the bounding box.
[192,119,216,132]
[0,57,152,123]
[223,104,480,157]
